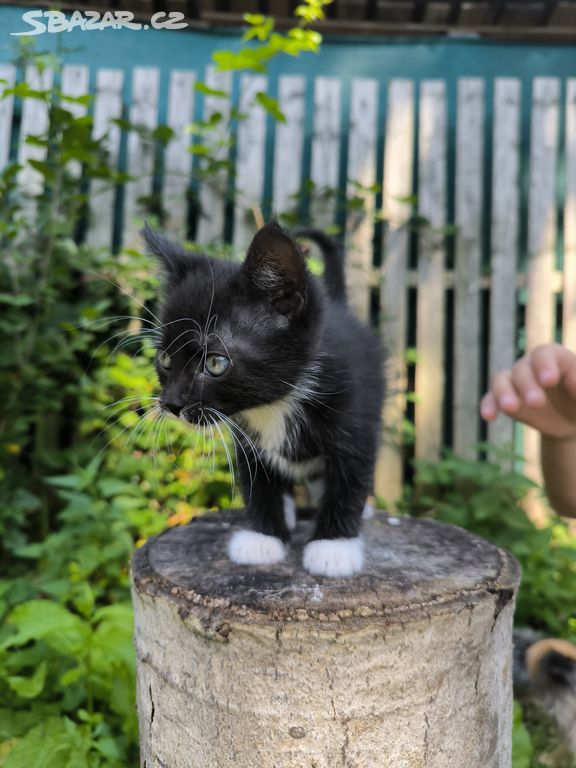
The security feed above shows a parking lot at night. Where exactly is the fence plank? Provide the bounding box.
[345,78,378,323]
[164,70,196,238]
[196,66,232,245]
[524,77,561,504]
[415,80,447,462]
[86,69,124,250]
[453,79,485,458]
[563,79,576,349]
[310,77,341,229]
[60,65,90,180]
[272,75,306,218]
[122,67,160,250]
[377,79,415,504]
[0,64,16,171]
[488,79,522,451]
[17,66,54,198]
[233,75,267,251]
[60,65,90,112]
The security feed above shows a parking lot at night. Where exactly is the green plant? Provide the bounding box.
[1,6,333,760]
[401,451,576,765]
[402,450,576,639]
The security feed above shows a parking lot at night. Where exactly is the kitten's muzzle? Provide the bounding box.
[164,401,182,417]
[162,400,199,420]
[162,398,207,425]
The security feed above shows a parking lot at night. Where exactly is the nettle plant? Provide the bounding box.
[0,8,333,763]
[0,48,231,768]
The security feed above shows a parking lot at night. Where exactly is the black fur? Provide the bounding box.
[293,228,347,302]
[144,221,384,547]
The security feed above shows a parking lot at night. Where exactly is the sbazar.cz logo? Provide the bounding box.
[11,9,189,34]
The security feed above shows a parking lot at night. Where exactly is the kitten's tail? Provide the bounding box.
[293,228,346,303]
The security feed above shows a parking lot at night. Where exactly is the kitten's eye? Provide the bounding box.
[158,350,172,370]
[205,354,230,377]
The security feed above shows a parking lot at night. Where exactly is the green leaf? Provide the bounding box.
[511,701,533,767]
[255,92,286,123]
[0,706,61,740]
[152,125,175,144]
[243,12,266,24]
[194,82,229,99]
[27,160,55,183]
[6,661,47,699]
[2,601,91,657]
[3,717,90,768]
[0,293,34,307]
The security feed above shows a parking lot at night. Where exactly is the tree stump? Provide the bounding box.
[131,509,521,768]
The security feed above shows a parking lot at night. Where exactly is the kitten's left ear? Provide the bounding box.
[142,224,197,281]
[243,221,306,315]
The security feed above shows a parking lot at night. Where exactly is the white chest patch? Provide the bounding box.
[238,394,323,481]
[240,395,294,455]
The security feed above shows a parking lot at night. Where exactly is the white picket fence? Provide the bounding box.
[1,62,575,505]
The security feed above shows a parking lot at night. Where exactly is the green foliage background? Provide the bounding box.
[1,15,575,767]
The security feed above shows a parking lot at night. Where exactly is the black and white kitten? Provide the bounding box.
[145,221,384,578]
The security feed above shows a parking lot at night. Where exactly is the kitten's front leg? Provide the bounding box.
[303,458,370,578]
[227,459,291,566]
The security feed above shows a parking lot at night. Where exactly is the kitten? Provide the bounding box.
[144,221,384,577]
[514,630,576,757]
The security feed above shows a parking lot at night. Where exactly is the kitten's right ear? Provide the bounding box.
[142,224,196,280]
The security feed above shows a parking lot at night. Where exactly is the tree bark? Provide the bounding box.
[131,509,520,768]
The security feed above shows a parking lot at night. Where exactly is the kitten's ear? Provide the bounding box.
[243,221,306,315]
[142,224,196,280]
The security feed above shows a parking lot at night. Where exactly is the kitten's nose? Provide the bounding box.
[164,401,182,417]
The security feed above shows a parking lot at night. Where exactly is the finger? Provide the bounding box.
[510,356,547,407]
[489,370,521,414]
[532,343,576,388]
[553,345,576,397]
[530,344,562,387]
[480,391,498,421]
[562,364,576,398]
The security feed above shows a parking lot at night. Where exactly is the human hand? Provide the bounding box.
[480,344,576,440]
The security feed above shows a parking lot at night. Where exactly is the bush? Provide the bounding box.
[402,450,576,641]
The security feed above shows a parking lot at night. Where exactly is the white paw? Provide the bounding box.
[228,530,286,566]
[283,494,297,531]
[362,501,374,520]
[302,538,363,578]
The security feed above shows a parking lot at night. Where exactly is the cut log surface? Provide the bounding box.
[132,510,520,768]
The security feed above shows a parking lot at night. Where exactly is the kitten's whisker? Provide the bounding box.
[164,327,202,356]
[207,408,254,492]
[103,395,159,412]
[206,331,231,359]
[182,347,205,376]
[205,312,219,338]
[98,397,160,432]
[208,408,267,495]
[208,413,236,501]
[202,258,217,346]
[92,402,158,458]
[168,336,201,360]
[216,410,268,481]
[87,269,164,327]
[128,405,161,449]
[65,315,161,337]
[279,379,343,414]
[209,414,216,474]
[151,411,168,470]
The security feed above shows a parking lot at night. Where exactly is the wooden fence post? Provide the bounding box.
[132,510,520,768]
